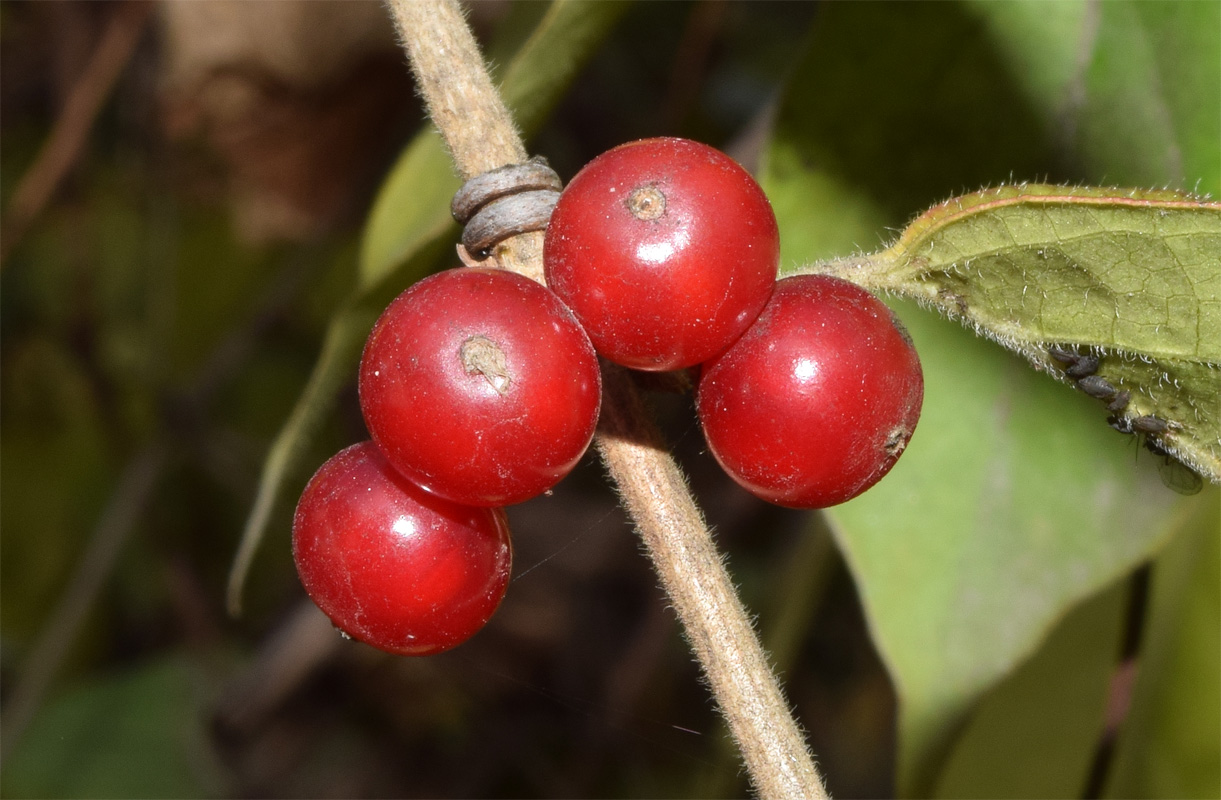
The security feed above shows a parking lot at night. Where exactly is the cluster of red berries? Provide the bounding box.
[293,268,600,656]
[293,137,923,656]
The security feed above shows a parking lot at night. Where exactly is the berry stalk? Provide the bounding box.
[386,1,827,797]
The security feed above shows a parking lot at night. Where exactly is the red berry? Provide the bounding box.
[697,275,923,509]
[292,441,512,656]
[544,137,779,371]
[359,267,601,506]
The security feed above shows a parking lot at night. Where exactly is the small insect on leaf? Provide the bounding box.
[1048,345,1079,365]
[1106,390,1131,413]
[1144,437,1205,496]
[1077,375,1118,401]
[1064,355,1100,379]
[1157,461,1204,495]
[1132,415,1172,435]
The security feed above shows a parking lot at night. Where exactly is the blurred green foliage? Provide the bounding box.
[3,655,227,798]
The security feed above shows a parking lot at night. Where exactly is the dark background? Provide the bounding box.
[1,2,897,797]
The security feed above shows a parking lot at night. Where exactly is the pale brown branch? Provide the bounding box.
[386,1,827,797]
[0,1,154,268]
[386,0,547,284]
[386,0,526,179]
[597,368,828,799]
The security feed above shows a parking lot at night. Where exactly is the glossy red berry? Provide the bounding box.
[544,137,779,371]
[359,267,601,507]
[292,441,512,656]
[697,274,924,509]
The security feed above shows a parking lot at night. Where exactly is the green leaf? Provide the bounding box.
[764,1,1216,793]
[828,307,1192,797]
[961,0,1221,192]
[357,130,460,292]
[225,304,375,615]
[935,577,1127,799]
[1,656,225,798]
[498,0,632,140]
[230,0,629,611]
[763,1,1064,270]
[809,185,1221,484]
[1105,489,1221,798]
[0,338,114,640]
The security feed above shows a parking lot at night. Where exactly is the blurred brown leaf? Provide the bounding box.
[159,0,416,243]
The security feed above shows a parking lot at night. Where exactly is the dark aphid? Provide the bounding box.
[1078,375,1117,400]
[1132,415,1170,434]
[1107,390,1130,413]
[1107,410,1199,495]
[1111,414,1172,435]
[1048,345,1079,364]
[1048,344,1101,379]
[1065,354,1101,379]
[1144,437,1203,495]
